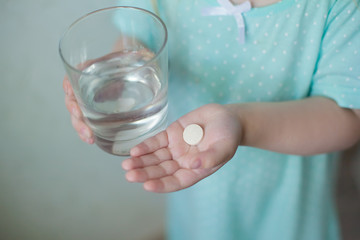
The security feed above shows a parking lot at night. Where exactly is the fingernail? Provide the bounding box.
[86,138,94,144]
[64,84,69,95]
[72,107,80,118]
[65,84,72,96]
[191,159,201,169]
[81,127,91,139]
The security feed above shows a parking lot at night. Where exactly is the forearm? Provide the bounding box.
[227,97,360,155]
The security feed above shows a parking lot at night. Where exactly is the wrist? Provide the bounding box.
[224,103,252,147]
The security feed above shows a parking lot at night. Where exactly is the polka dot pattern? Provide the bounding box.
[163,0,359,115]
[120,0,360,239]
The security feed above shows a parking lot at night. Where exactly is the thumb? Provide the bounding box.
[190,140,236,169]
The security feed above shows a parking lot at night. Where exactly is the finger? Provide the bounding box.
[125,160,179,183]
[65,95,83,119]
[71,115,94,144]
[79,132,95,144]
[122,148,172,170]
[130,130,169,156]
[63,76,75,97]
[143,169,198,193]
[190,140,235,169]
[63,76,83,119]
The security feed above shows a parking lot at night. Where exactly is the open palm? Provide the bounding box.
[122,104,242,193]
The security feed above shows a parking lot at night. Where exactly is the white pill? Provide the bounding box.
[183,124,204,146]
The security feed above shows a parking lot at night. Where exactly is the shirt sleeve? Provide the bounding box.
[310,0,360,109]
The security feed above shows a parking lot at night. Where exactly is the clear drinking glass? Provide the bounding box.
[59,6,168,156]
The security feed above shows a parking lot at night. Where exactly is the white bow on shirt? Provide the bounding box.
[202,0,252,44]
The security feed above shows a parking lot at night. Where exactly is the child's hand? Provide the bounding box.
[63,76,95,144]
[122,104,242,193]
[62,39,150,145]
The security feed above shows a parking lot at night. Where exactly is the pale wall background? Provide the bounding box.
[1,0,360,240]
[0,1,166,240]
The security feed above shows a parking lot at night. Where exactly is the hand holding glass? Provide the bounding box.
[59,7,168,156]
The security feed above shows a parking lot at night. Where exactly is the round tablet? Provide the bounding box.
[183,124,204,146]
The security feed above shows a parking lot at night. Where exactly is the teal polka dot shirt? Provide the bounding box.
[118,0,360,239]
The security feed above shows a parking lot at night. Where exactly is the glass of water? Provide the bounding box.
[59,6,168,156]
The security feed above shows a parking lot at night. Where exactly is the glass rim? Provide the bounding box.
[58,6,168,77]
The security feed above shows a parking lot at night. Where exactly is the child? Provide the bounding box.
[63,0,360,239]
